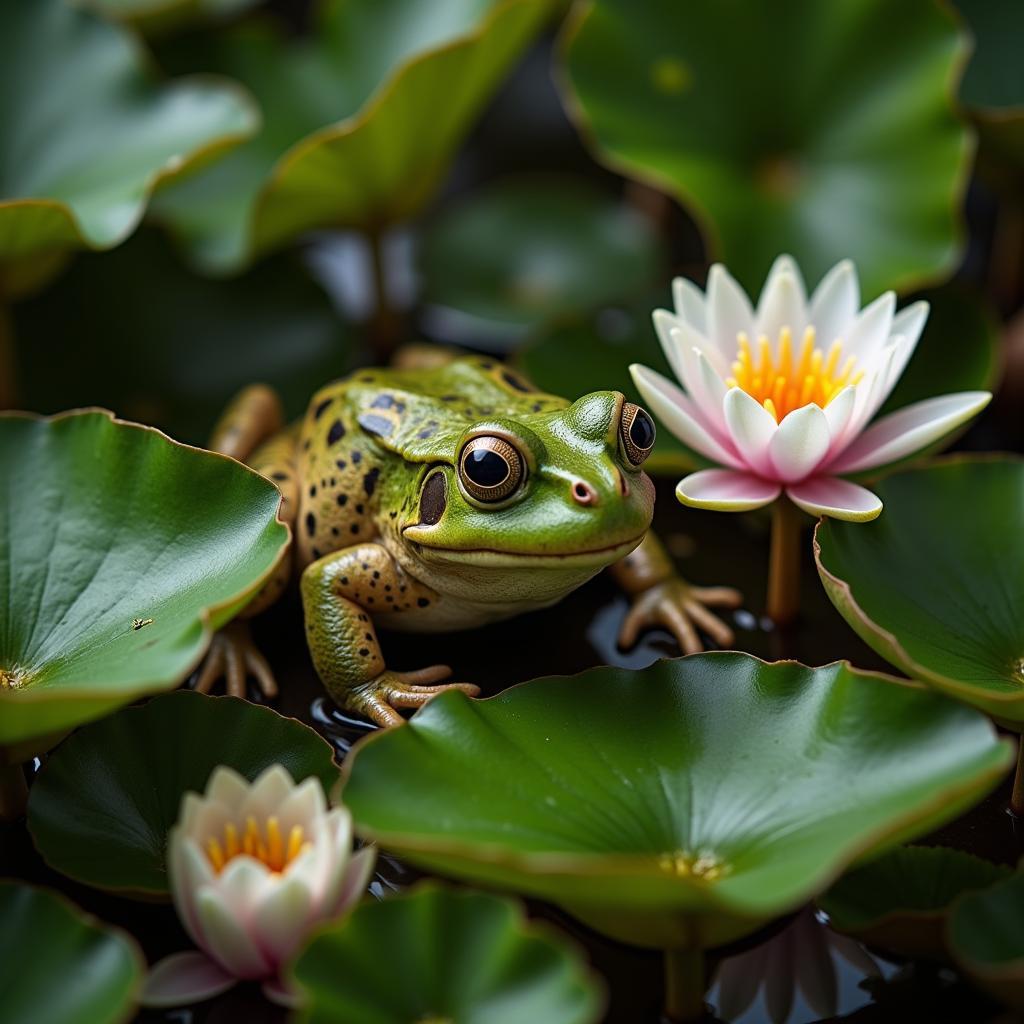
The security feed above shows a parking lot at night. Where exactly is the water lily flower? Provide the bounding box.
[632,256,991,521]
[142,764,375,1008]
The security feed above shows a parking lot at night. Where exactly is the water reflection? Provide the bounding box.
[709,908,893,1023]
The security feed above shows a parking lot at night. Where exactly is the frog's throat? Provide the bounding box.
[401,532,645,569]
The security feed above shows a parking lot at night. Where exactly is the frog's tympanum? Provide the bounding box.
[197,355,740,726]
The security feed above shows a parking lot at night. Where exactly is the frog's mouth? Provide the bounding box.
[402,530,646,569]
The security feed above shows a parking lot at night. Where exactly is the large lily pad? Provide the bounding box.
[153,0,552,274]
[562,0,971,298]
[815,457,1024,724]
[517,286,996,476]
[819,846,1010,960]
[420,178,666,343]
[292,883,604,1024]
[342,654,1011,951]
[0,411,289,748]
[949,870,1024,1009]
[0,881,143,1024]
[0,0,256,274]
[12,230,352,446]
[28,690,338,895]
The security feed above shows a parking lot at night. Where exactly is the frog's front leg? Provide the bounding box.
[301,543,479,727]
[611,532,742,654]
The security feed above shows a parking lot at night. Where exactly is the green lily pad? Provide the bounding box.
[815,457,1024,724]
[28,689,339,895]
[819,846,1010,960]
[420,178,667,342]
[0,881,143,1024]
[342,654,1011,952]
[0,0,256,274]
[12,230,352,446]
[956,0,1024,112]
[562,0,971,298]
[152,0,552,274]
[292,883,604,1024]
[0,411,289,748]
[949,870,1024,1009]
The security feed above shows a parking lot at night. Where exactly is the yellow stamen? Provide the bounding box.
[726,323,859,422]
[205,815,309,875]
[657,849,730,882]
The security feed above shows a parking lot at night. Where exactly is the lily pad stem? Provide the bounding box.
[663,947,706,1022]
[767,497,803,626]
[367,227,400,363]
[0,762,28,821]
[0,293,16,409]
[1011,735,1024,818]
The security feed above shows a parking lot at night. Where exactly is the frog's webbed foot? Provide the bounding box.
[349,666,479,728]
[192,621,278,699]
[618,580,743,655]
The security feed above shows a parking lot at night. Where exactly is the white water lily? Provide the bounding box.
[632,256,991,520]
[142,764,375,1008]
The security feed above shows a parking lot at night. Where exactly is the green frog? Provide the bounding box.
[196,354,739,726]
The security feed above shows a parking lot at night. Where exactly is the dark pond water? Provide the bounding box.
[1,470,1019,1024]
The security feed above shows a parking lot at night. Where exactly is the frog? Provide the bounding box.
[194,354,740,726]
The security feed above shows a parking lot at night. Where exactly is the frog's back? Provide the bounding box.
[294,356,566,565]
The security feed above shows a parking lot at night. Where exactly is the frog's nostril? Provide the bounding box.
[618,469,631,498]
[572,480,598,506]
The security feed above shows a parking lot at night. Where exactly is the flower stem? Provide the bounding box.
[663,947,706,1023]
[0,762,28,822]
[0,293,17,409]
[767,498,804,626]
[366,227,400,363]
[1011,736,1024,818]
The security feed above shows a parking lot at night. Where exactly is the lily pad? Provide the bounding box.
[562,0,971,297]
[420,178,667,342]
[949,870,1024,1009]
[0,411,289,748]
[0,0,256,273]
[12,230,353,446]
[342,654,1011,951]
[815,457,1024,724]
[292,883,604,1024]
[819,846,1010,960]
[28,690,339,895]
[152,0,552,274]
[0,881,143,1024]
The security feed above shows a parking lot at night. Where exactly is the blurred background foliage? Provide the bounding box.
[1,0,1021,451]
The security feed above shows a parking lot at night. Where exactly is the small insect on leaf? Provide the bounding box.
[131,618,154,631]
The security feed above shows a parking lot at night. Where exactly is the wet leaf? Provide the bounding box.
[562,0,971,298]
[421,178,667,343]
[0,411,289,748]
[153,0,552,273]
[28,690,338,895]
[12,230,352,446]
[820,846,1010,960]
[342,654,1011,950]
[815,457,1024,725]
[0,0,256,276]
[0,881,143,1024]
[949,870,1024,1009]
[292,883,604,1024]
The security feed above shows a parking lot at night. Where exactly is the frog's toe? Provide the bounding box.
[353,668,480,728]
[619,580,740,654]
[190,622,278,700]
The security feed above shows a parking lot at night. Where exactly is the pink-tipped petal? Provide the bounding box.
[823,386,856,456]
[707,264,755,360]
[195,888,273,979]
[252,873,315,966]
[786,478,882,521]
[808,259,859,347]
[263,976,302,1009]
[756,266,806,341]
[666,329,731,435]
[141,951,236,1009]
[723,387,777,476]
[829,392,992,474]
[769,404,830,483]
[844,291,896,364]
[333,844,377,916]
[672,275,707,332]
[676,469,781,511]
[630,364,743,468]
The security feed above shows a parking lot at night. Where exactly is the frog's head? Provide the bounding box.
[401,391,657,570]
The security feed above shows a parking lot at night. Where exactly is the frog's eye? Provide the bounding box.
[620,402,656,466]
[458,436,524,503]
